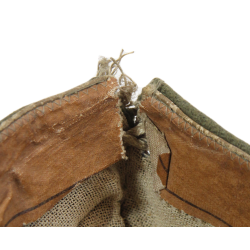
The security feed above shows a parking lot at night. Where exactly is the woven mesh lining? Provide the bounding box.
[119,147,212,227]
[26,119,212,227]
[144,117,170,192]
[26,164,125,227]
[142,117,211,226]
[26,149,212,227]
[78,197,124,227]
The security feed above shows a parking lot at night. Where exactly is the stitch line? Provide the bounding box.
[36,106,45,115]
[2,131,9,137]
[150,97,250,166]
[164,188,232,227]
[82,89,88,95]
[177,117,185,127]
[157,138,232,227]
[23,116,30,123]
[0,81,107,144]
[62,95,71,103]
[45,104,53,111]
[206,137,213,146]
[159,155,169,172]
[8,126,16,132]
[92,85,98,91]
[4,175,93,227]
[230,152,237,160]
[100,82,107,87]
[29,111,37,118]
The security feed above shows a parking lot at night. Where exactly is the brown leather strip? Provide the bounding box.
[7,190,69,227]
[0,77,125,227]
[0,76,110,134]
[161,189,230,227]
[140,95,250,227]
[157,153,170,186]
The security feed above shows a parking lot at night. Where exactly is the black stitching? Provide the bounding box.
[4,175,92,227]
[165,188,232,227]
[159,155,168,172]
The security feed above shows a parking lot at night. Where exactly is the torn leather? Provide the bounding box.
[1,51,250,227]
[0,77,126,227]
[139,90,250,227]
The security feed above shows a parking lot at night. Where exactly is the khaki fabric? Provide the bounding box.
[139,92,250,227]
[27,145,212,227]
[26,164,125,227]
[118,132,212,227]
[0,77,125,227]
[1,52,250,227]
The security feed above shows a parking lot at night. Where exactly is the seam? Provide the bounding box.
[4,153,123,227]
[155,129,232,226]
[148,97,244,226]
[162,150,231,226]
[4,176,91,227]
[148,97,250,169]
[159,155,168,172]
[164,188,231,227]
[0,82,107,144]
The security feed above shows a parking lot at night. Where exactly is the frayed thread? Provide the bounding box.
[96,50,147,152]
[96,49,137,107]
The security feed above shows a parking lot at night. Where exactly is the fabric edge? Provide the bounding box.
[141,78,250,156]
[0,76,109,132]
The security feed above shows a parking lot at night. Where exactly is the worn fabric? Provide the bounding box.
[26,146,212,227]
[148,78,250,155]
[1,51,250,227]
[0,77,125,227]
[26,164,125,227]
[139,92,250,227]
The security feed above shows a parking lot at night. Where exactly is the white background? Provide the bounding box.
[0,1,250,145]
[0,0,250,248]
